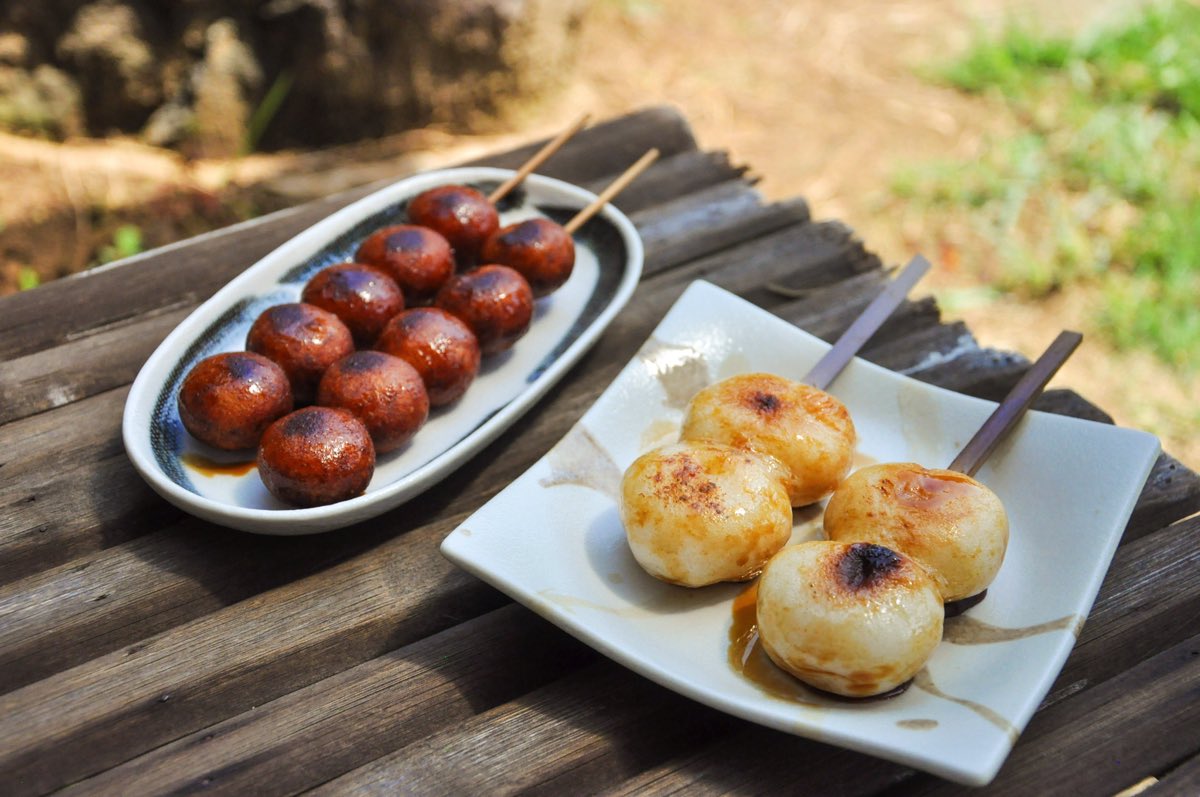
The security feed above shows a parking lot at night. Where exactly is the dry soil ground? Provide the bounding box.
[1,0,1194,465]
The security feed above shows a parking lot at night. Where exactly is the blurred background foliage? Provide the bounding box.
[894,0,1199,371]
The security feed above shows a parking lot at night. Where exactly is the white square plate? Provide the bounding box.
[440,280,1160,785]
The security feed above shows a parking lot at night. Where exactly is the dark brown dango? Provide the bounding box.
[246,302,355,405]
[301,263,405,347]
[479,217,576,298]
[257,406,375,507]
[375,307,481,407]
[434,265,534,356]
[405,185,499,268]
[354,225,454,305]
[177,351,293,450]
[317,351,430,453]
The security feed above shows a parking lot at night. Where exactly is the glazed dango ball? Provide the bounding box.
[246,303,354,405]
[301,263,405,347]
[375,307,481,407]
[405,185,499,267]
[354,225,454,306]
[177,352,293,450]
[824,462,1009,602]
[680,373,856,507]
[756,541,943,698]
[257,406,375,507]
[480,217,575,298]
[619,442,794,587]
[434,265,534,355]
[317,351,430,454]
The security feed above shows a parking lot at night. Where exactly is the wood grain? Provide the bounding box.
[0,515,506,795]
[60,605,598,797]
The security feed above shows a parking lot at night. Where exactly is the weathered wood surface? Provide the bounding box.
[1,106,1197,796]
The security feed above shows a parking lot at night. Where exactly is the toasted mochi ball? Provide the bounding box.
[480,217,576,298]
[246,303,355,405]
[354,225,454,305]
[824,462,1009,602]
[317,351,429,453]
[301,262,405,347]
[434,264,534,355]
[257,406,375,507]
[178,352,293,450]
[405,185,499,268]
[680,372,856,507]
[374,307,481,407]
[756,541,943,698]
[619,442,793,587]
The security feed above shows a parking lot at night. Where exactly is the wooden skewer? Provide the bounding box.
[488,113,591,204]
[563,149,660,235]
[948,330,1083,476]
[803,254,932,391]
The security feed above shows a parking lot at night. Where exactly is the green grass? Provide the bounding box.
[896,0,1200,370]
[17,266,40,291]
[241,71,294,156]
[97,224,145,265]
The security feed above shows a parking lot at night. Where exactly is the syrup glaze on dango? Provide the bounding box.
[824,462,1009,603]
[680,373,856,507]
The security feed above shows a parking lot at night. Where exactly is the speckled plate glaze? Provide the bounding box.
[440,280,1160,786]
[122,167,643,534]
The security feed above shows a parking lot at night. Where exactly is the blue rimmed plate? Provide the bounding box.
[122,167,643,534]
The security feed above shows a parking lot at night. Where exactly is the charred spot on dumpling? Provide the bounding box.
[749,390,781,414]
[836,543,904,591]
[658,451,724,515]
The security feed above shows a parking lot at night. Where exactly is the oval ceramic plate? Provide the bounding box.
[122,167,644,534]
[441,280,1161,786]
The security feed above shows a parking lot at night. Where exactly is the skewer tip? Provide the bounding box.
[948,329,1083,476]
[563,148,659,234]
[488,113,594,204]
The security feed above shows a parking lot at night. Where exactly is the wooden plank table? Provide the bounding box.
[2,107,1198,795]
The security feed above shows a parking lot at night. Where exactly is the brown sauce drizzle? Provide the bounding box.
[181,453,256,477]
[727,582,910,704]
[943,612,1079,645]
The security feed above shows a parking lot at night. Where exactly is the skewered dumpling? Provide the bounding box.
[680,373,856,506]
[823,462,1009,602]
[620,442,793,587]
[756,540,943,697]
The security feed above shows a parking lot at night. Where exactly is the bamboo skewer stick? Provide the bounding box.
[803,254,932,391]
[488,113,592,204]
[563,149,660,235]
[948,330,1083,476]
